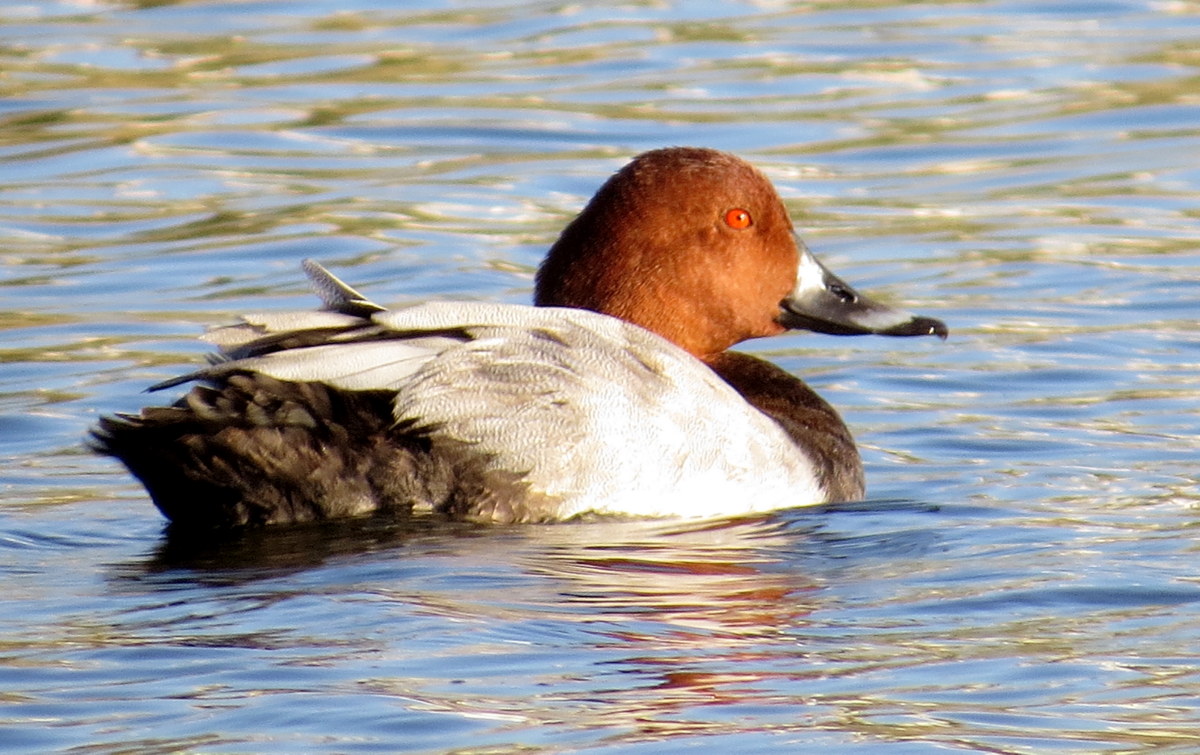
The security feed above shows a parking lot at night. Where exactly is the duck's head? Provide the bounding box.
[534,147,946,358]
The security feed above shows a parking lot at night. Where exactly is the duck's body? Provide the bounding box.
[94,147,945,528]
[97,294,838,526]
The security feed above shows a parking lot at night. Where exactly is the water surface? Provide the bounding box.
[2,0,1199,751]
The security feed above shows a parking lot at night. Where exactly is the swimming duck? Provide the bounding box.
[94,147,946,527]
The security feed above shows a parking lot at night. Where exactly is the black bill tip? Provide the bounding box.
[880,315,948,340]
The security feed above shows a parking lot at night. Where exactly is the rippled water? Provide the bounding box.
[3,0,1199,751]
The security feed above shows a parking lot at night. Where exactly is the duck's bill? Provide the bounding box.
[778,242,948,339]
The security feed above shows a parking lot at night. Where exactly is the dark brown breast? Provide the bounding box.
[704,351,865,502]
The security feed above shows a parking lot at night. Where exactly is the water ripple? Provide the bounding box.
[3,0,1200,751]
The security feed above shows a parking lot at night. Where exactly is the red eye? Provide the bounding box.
[724,208,752,230]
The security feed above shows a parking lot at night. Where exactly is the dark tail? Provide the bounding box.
[92,373,458,529]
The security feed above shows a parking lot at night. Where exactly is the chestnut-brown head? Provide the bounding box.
[535,147,800,358]
[535,147,948,358]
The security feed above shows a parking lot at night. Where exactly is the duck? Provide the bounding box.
[93,147,946,528]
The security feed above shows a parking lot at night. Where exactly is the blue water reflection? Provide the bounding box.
[3,0,1199,751]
